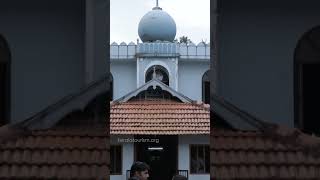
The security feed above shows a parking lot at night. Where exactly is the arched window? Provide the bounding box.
[145,65,169,86]
[0,35,11,124]
[202,70,210,104]
[294,26,320,134]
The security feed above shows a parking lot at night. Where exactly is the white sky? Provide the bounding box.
[110,0,210,44]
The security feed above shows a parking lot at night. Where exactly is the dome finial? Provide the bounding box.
[152,0,162,10]
[152,66,156,79]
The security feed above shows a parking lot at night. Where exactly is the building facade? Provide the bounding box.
[110,41,210,101]
[110,2,210,180]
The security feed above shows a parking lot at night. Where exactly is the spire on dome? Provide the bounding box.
[152,0,162,10]
[152,66,157,79]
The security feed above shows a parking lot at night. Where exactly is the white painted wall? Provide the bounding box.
[178,135,210,180]
[178,61,210,101]
[111,61,137,99]
[110,42,210,102]
[110,135,135,180]
[216,0,320,127]
[111,58,210,101]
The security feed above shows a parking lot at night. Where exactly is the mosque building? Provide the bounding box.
[109,1,210,180]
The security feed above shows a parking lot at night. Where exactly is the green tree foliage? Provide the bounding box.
[179,36,191,44]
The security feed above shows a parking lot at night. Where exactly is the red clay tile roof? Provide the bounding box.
[110,100,210,135]
[0,125,109,179]
[211,128,320,179]
[261,123,320,157]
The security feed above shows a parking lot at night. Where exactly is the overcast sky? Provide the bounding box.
[110,0,210,44]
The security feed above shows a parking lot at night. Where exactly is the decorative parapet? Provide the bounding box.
[179,42,210,60]
[110,41,210,60]
[110,42,136,59]
[136,42,179,58]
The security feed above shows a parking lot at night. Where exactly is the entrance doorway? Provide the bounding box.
[0,35,10,124]
[301,64,320,134]
[135,135,178,180]
[294,26,320,134]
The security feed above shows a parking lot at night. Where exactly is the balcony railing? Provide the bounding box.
[176,170,188,179]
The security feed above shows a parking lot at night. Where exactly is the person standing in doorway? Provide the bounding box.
[130,161,150,180]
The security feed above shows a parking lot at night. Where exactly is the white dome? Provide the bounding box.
[138,7,176,42]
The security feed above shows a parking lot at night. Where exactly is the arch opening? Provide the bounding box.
[145,65,169,86]
[294,26,320,135]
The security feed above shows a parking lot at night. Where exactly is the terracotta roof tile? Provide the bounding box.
[110,100,210,135]
[0,126,109,179]
[211,128,320,179]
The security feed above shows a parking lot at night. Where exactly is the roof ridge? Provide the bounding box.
[211,94,320,158]
[191,101,210,111]
[211,129,263,137]
[215,122,320,158]
[262,123,320,158]
[112,78,194,103]
[0,124,31,147]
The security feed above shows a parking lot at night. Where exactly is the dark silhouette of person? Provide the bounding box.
[130,161,150,180]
